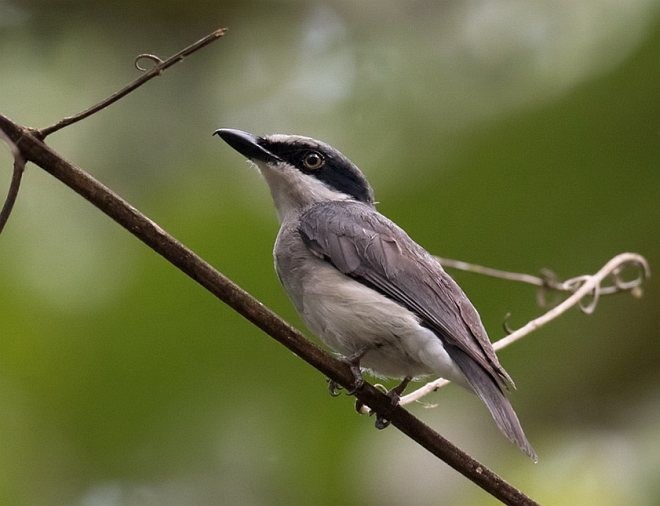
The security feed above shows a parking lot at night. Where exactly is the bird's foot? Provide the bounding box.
[327,377,364,397]
[374,376,411,430]
[327,350,366,398]
[327,379,343,397]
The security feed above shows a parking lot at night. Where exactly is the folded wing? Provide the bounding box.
[298,200,536,460]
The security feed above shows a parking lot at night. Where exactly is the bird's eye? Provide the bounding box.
[302,151,324,170]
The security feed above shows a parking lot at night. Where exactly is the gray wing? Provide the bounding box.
[299,201,537,461]
[298,200,512,389]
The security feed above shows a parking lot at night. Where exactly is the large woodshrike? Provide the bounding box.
[215,128,536,460]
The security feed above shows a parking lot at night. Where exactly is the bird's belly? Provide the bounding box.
[291,262,463,382]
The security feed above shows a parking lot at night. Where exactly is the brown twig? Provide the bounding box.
[37,27,227,138]
[0,129,26,234]
[0,113,539,506]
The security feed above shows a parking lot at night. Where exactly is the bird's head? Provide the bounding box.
[214,129,375,221]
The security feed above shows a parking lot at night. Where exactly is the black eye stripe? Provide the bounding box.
[262,141,374,204]
[303,157,372,203]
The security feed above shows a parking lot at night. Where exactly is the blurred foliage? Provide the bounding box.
[1,1,659,505]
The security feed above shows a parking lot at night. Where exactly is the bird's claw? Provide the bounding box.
[327,379,343,397]
[345,376,365,395]
[373,390,399,429]
[373,377,411,430]
[375,414,391,429]
[327,375,364,398]
[327,350,366,398]
[329,356,407,431]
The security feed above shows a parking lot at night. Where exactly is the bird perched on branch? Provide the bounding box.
[215,128,536,461]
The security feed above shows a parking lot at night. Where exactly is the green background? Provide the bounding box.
[1,1,659,505]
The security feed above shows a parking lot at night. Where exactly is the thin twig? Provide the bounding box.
[0,113,539,506]
[437,257,548,287]
[437,256,639,298]
[37,27,227,138]
[399,253,650,406]
[0,129,26,234]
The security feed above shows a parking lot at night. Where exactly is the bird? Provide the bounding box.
[214,128,537,461]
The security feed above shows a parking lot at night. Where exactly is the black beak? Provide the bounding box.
[213,128,281,163]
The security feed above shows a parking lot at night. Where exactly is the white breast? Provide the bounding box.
[274,224,465,383]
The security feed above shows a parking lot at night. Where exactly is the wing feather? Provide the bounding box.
[298,201,536,459]
[299,201,512,389]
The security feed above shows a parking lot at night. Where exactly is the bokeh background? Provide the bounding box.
[1,1,659,505]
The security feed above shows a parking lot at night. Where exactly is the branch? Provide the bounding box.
[437,257,553,288]
[437,256,644,304]
[37,27,227,138]
[398,253,650,406]
[1,27,541,503]
[0,113,539,505]
[0,129,26,233]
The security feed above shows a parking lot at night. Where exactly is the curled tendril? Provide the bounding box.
[134,53,164,72]
[531,258,650,316]
[555,258,649,314]
[611,260,649,292]
[535,268,563,308]
[564,278,596,314]
[611,266,626,289]
[502,312,514,335]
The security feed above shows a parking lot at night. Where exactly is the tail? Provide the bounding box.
[448,347,538,462]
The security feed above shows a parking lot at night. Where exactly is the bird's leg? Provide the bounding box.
[344,350,367,394]
[387,376,412,405]
[375,376,412,430]
[327,349,366,397]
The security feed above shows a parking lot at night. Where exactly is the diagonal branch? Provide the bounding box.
[0,129,27,234]
[0,112,539,506]
[37,27,227,138]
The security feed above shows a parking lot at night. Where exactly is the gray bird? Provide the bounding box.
[215,128,536,461]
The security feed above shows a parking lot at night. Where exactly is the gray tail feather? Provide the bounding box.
[448,347,538,462]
